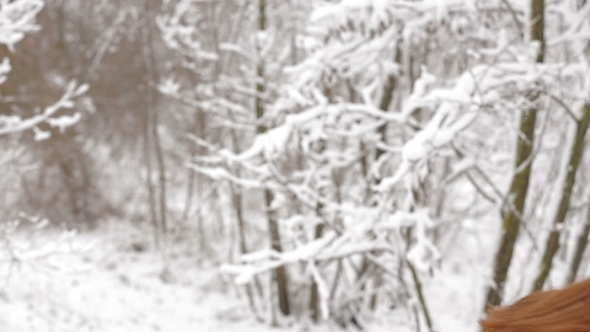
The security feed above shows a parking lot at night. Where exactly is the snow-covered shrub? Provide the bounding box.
[160,0,590,329]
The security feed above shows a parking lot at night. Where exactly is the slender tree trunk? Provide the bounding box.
[485,0,544,307]
[229,128,261,315]
[533,104,590,290]
[183,108,206,224]
[206,0,262,309]
[404,197,434,332]
[182,128,197,225]
[309,210,324,322]
[183,169,195,222]
[143,122,159,247]
[256,0,290,319]
[308,87,335,322]
[567,106,590,284]
[232,186,257,300]
[407,260,432,331]
[375,42,402,161]
[265,189,290,318]
[370,43,402,311]
[356,41,402,313]
[143,0,168,243]
[308,138,329,322]
[196,174,205,253]
[140,57,159,249]
[568,202,590,283]
[182,125,197,227]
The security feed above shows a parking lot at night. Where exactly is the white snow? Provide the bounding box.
[0,223,486,332]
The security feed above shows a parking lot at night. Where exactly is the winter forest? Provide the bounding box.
[0,0,589,331]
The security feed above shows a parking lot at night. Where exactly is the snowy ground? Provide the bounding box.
[0,221,488,332]
[0,224,279,332]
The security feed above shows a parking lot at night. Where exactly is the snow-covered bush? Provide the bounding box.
[159,0,590,329]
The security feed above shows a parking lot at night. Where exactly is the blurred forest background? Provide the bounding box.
[1,0,590,331]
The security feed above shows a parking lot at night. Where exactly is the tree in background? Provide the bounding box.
[0,0,89,289]
[0,0,86,137]
[532,0,590,291]
[485,0,545,306]
[0,0,174,236]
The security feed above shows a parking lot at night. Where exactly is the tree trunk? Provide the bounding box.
[533,104,590,290]
[140,31,159,249]
[568,203,590,284]
[256,0,290,319]
[375,42,402,161]
[356,41,402,313]
[309,218,324,322]
[485,0,544,307]
[404,201,433,332]
[266,191,290,317]
[143,0,168,244]
[567,105,590,284]
[183,107,206,224]
[407,260,433,331]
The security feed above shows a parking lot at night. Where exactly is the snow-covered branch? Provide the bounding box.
[0,81,88,137]
[0,0,43,51]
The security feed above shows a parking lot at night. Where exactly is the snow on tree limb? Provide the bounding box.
[0,0,43,51]
[0,81,88,136]
[221,230,397,285]
[0,0,88,138]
